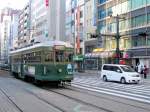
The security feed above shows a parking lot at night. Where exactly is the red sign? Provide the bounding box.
[45,0,49,7]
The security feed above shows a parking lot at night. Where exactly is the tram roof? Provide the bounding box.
[10,40,73,54]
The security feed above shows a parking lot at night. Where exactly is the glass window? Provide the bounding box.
[131,0,145,10]
[111,39,116,49]
[147,38,150,45]
[148,0,150,4]
[107,7,112,16]
[55,51,64,62]
[132,15,145,28]
[120,20,126,31]
[65,52,73,62]
[99,0,107,4]
[121,66,135,72]
[132,37,146,47]
[148,13,150,23]
[124,38,130,49]
[45,51,54,62]
[112,66,122,72]
[99,9,106,19]
[103,65,112,71]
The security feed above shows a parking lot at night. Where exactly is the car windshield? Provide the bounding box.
[121,66,135,72]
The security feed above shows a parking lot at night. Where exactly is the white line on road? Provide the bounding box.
[72,83,150,104]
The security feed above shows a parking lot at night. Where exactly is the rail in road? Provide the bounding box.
[72,77,150,104]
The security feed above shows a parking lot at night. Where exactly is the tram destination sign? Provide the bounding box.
[54,45,65,50]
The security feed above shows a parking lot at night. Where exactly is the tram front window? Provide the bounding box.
[56,51,64,62]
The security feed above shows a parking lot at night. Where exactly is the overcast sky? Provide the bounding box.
[0,0,28,9]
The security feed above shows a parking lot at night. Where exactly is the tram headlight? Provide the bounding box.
[58,69,62,73]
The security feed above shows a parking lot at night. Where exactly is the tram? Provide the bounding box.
[10,40,74,84]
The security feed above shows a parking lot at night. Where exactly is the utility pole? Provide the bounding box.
[116,14,121,64]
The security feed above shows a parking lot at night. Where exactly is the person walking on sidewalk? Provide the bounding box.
[143,65,148,79]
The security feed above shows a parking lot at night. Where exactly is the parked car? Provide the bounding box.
[101,64,141,84]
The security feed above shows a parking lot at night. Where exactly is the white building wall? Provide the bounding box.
[0,16,11,63]
[11,14,19,49]
[31,0,65,42]
[48,0,65,41]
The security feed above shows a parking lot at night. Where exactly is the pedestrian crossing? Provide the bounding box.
[72,76,150,103]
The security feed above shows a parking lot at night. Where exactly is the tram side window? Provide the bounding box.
[23,51,41,63]
[12,57,21,63]
[56,51,64,62]
[45,52,54,62]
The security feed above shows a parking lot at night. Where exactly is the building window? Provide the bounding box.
[99,0,107,4]
[80,11,83,18]
[98,9,106,19]
[131,0,146,10]
[132,15,145,28]
[132,37,146,47]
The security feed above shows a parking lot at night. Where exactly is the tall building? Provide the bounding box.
[66,0,74,44]
[0,8,20,64]
[74,0,85,54]
[30,0,65,43]
[11,12,20,49]
[97,0,150,68]
[84,0,97,54]
[18,2,31,48]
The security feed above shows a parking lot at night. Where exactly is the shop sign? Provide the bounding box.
[73,55,84,61]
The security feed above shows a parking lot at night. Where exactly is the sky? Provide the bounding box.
[0,0,28,10]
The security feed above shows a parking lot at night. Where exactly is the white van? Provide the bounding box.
[101,64,141,84]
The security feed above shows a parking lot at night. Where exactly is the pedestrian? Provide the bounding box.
[140,65,144,74]
[135,65,138,72]
[143,65,148,79]
[74,63,77,72]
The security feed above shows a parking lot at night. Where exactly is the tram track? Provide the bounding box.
[25,89,66,112]
[65,84,150,111]
[43,87,114,112]
[0,88,24,112]
[43,83,150,112]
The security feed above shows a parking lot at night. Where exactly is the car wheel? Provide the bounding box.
[103,76,107,82]
[120,77,126,84]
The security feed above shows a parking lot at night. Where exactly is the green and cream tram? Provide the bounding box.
[10,41,74,84]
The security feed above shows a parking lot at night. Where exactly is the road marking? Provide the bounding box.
[72,83,150,104]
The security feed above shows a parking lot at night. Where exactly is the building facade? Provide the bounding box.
[18,2,31,48]
[11,13,20,49]
[30,0,65,43]
[97,0,150,68]
[74,0,85,54]
[84,0,97,53]
[66,0,74,44]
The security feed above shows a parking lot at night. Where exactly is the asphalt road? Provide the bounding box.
[0,70,150,112]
